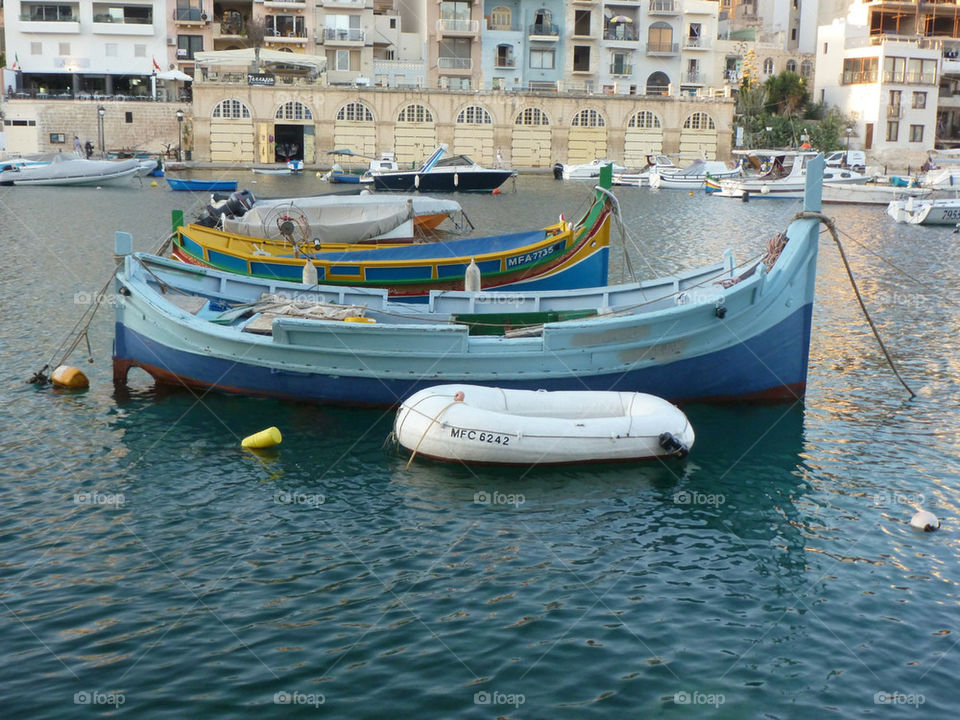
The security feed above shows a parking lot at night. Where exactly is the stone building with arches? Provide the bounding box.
[191,84,734,167]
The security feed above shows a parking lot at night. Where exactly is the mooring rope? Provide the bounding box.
[793,210,915,399]
[404,397,463,469]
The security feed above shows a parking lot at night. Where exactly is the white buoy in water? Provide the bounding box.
[911,509,940,532]
[302,258,318,286]
[464,257,481,292]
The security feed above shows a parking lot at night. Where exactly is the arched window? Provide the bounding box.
[212,99,251,119]
[628,110,662,129]
[532,8,552,32]
[490,5,511,31]
[572,109,604,127]
[647,21,673,53]
[800,59,813,77]
[683,112,716,130]
[457,105,493,124]
[515,107,549,125]
[336,102,374,122]
[763,58,774,75]
[397,104,433,123]
[786,59,797,73]
[645,71,670,95]
[276,101,312,121]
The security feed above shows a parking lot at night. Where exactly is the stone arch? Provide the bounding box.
[512,107,551,167]
[569,108,608,164]
[395,103,437,165]
[763,57,774,75]
[212,99,251,119]
[786,59,797,73]
[454,104,495,163]
[275,101,313,121]
[624,109,664,165]
[333,101,376,157]
[679,111,718,161]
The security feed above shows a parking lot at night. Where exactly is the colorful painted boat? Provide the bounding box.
[167,177,238,192]
[113,158,827,405]
[170,185,613,300]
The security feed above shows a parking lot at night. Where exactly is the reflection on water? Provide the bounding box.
[1,177,959,717]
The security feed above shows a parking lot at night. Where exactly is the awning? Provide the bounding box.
[193,48,327,73]
[156,69,193,82]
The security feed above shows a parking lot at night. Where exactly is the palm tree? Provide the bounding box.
[247,19,265,71]
[765,71,809,117]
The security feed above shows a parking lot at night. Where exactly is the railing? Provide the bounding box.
[173,7,204,21]
[847,34,942,50]
[840,70,878,84]
[93,14,153,24]
[20,12,77,21]
[682,72,702,83]
[646,42,679,54]
[609,63,633,76]
[488,22,522,32]
[321,27,365,42]
[438,57,473,70]
[494,58,516,68]
[877,70,936,84]
[437,19,479,33]
[649,0,677,12]
[322,0,368,5]
[217,20,246,36]
[604,30,638,41]
[528,23,559,36]
[683,36,710,49]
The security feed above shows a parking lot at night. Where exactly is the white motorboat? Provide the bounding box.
[821,183,931,205]
[560,158,627,181]
[886,195,960,224]
[612,155,680,187]
[394,385,694,465]
[650,159,742,189]
[918,166,960,189]
[0,154,140,186]
[714,150,873,199]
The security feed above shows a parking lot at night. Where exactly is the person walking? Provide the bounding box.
[74,136,83,157]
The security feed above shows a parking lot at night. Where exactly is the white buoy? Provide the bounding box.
[910,510,940,532]
[302,258,318,286]
[464,257,481,292]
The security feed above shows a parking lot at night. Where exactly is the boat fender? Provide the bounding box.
[242,426,282,449]
[553,162,564,180]
[51,365,89,390]
[910,510,940,532]
[658,432,689,458]
[302,259,318,286]
[761,185,770,195]
[714,301,727,319]
[454,172,459,188]
[465,258,481,292]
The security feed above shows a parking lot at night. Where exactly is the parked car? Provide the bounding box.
[825,150,866,173]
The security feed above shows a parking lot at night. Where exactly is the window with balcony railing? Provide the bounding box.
[529,23,559,36]
[438,18,478,33]
[323,27,364,42]
[438,57,472,69]
[647,42,678,54]
[605,25,637,42]
[649,0,675,12]
[92,4,152,24]
[23,4,77,21]
[610,62,632,75]
[841,57,878,85]
[173,5,203,22]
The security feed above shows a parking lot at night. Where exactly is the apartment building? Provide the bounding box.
[814,1,955,165]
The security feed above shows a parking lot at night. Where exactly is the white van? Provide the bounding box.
[825,150,866,173]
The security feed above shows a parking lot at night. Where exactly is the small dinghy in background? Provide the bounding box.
[394,385,694,465]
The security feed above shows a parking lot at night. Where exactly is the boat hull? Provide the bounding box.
[887,197,960,224]
[168,178,239,191]
[373,169,514,193]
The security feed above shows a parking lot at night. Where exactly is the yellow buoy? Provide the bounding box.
[150,180,158,187]
[51,365,89,389]
[344,316,376,323]
[242,426,282,449]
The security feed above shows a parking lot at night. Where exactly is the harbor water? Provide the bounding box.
[1,172,959,717]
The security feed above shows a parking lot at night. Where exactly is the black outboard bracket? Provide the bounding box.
[658,432,689,458]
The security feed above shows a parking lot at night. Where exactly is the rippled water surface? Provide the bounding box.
[2,172,959,717]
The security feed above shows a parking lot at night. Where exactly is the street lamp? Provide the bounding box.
[176,108,184,161]
[97,104,105,158]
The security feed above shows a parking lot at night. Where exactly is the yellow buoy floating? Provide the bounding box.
[242,426,282,449]
[51,365,89,389]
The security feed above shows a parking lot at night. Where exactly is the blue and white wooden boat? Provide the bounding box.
[113,158,827,405]
[167,177,238,192]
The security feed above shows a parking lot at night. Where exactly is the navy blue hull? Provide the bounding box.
[372,170,513,193]
[114,302,813,406]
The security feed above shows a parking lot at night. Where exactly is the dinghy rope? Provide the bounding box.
[28,231,177,384]
[404,395,464,469]
[793,210,915,399]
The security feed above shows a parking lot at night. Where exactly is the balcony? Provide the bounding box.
[265,31,310,45]
[645,42,679,55]
[609,63,633,76]
[438,56,473,72]
[649,0,678,15]
[604,29,638,42]
[215,18,246,38]
[682,71,703,83]
[18,14,80,33]
[494,56,516,68]
[436,19,479,35]
[322,0,370,6]
[92,17,155,35]
[683,36,710,50]
[841,71,878,85]
[172,6,205,24]
[264,0,307,7]
[887,104,903,118]
[321,27,365,44]
[529,23,560,41]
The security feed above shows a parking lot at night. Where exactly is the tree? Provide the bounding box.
[246,19,265,71]
[765,71,810,117]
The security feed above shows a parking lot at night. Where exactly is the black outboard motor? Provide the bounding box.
[195,189,257,227]
[225,189,256,216]
[552,162,564,180]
